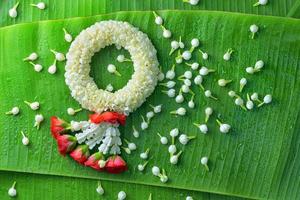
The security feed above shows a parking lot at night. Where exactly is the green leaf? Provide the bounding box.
[0,10,300,199]
[0,171,245,200]
[0,0,299,28]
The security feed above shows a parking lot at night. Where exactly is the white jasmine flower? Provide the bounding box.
[96,181,104,195]
[8,181,17,197]
[191,38,199,48]
[250,24,259,39]
[150,104,162,113]
[258,94,272,107]
[153,11,163,25]
[200,156,209,171]
[183,70,193,79]
[218,79,232,87]
[146,111,155,121]
[34,114,44,129]
[205,107,213,122]
[105,84,114,92]
[107,64,121,76]
[175,93,184,103]
[235,97,247,111]
[169,40,180,55]
[170,128,179,138]
[199,49,208,60]
[6,107,20,116]
[30,2,46,10]
[118,191,126,200]
[51,49,65,61]
[199,66,215,76]
[170,151,182,165]
[183,0,200,6]
[204,90,218,100]
[9,2,19,18]
[159,169,168,183]
[182,50,192,60]
[23,52,38,61]
[124,139,137,151]
[194,123,208,134]
[141,116,149,130]
[168,144,177,154]
[24,101,40,110]
[48,60,57,74]
[166,64,176,79]
[246,66,255,74]
[228,90,237,98]
[29,62,43,72]
[255,60,264,70]
[117,54,131,62]
[186,196,194,200]
[63,28,73,42]
[21,131,29,146]
[223,48,234,61]
[246,94,254,110]
[170,107,186,116]
[188,99,195,108]
[186,62,199,70]
[160,81,176,88]
[216,119,231,133]
[183,78,192,86]
[162,89,176,98]
[132,126,139,138]
[152,166,160,176]
[162,27,172,38]
[239,78,247,92]
[158,70,165,81]
[181,84,190,93]
[138,160,149,171]
[253,0,268,6]
[67,107,82,116]
[140,148,150,159]
[157,132,168,145]
[179,134,196,145]
[194,75,204,90]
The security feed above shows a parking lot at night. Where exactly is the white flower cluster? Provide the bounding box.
[65,20,159,114]
[73,121,122,155]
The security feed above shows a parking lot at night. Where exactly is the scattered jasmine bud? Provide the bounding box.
[191,38,200,49]
[239,78,247,92]
[9,2,19,18]
[162,26,172,38]
[204,90,218,100]
[168,144,177,154]
[96,181,104,195]
[159,169,168,183]
[228,90,237,98]
[183,78,192,87]
[194,75,204,90]
[175,92,185,103]
[23,52,38,61]
[186,62,199,70]
[166,64,176,79]
[258,94,272,107]
[160,81,176,88]
[179,134,196,145]
[150,104,162,113]
[253,0,268,6]
[183,0,200,6]
[21,131,29,146]
[170,151,182,165]
[199,49,208,60]
[216,119,231,133]
[138,160,149,171]
[157,133,168,145]
[223,48,234,61]
[5,107,20,116]
[250,92,263,104]
[193,123,208,134]
[29,62,43,72]
[132,126,139,138]
[63,28,73,42]
[117,191,126,200]
[67,107,82,116]
[107,64,121,76]
[200,156,209,171]
[246,94,254,110]
[122,147,131,154]
[141,116,149,130]
[34,114,44,129]
[250,24,259,39]
[183,71,193,79]
[50,49,65,61]
[254,60,264,70]
[170,128,179,144]
[178,37,185,49]
[235,97,247,111]
[158,72,165,81]
[124,139,137,151]
[182,50,192,60]
[146,111,155,122]
[30,2,46,10]
[246,66,255,74]
[105,84,114,92]
[24,101,39,110]
[152,166,160,176]
[8,181,17,197]
[117,54,132,62]
[181,84,190,94]
[153,11,163,25]
[175,52,183,64]
[186,196,194,200]
[140,148,150,159]
[169,40,180,55]
[48,60,57,74]
[199,66,215,76]
[162,88,176,98]
[218,79,232,87]
[188,98,195,109]
[205,107,213,122]
[170,107,186,116]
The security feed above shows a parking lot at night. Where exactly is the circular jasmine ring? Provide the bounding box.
[65,20,159,114]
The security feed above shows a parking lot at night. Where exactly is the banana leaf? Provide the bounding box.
[0,0,299,28]
[0,10,300,199]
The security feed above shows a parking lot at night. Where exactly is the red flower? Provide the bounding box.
[70,145,90,164]
[89,112,126,126]
[56,134,77,156]
[50,117,70,139]
[84,152,105,171]
[105,155,127,174]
